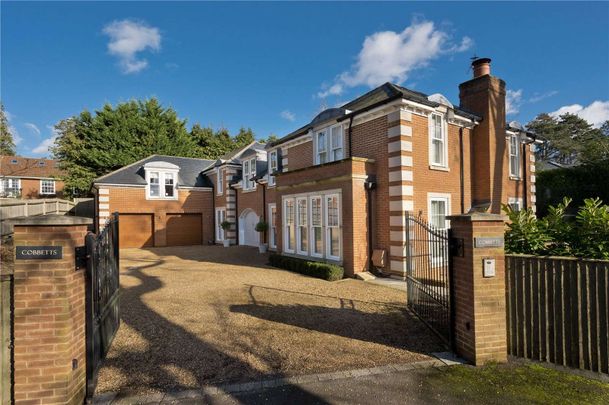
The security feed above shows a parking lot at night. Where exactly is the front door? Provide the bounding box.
[239,210,259,247]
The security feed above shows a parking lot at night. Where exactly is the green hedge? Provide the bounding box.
[537,161,609,217]
[268,254,344,281]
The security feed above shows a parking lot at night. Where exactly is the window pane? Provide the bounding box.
[327,196,339,227]
[150,172,160,197]
[433,139,443,165]
[299,227,308,251]
[318,132,326,151]
[329,228,340,257]
[164,173,174,197]
[430,200,447,229]
[311,198,322,226]
[314,227,323,254]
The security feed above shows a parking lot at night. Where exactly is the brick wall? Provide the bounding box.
[285,141,313,171]
[450,214,507,365]
[97,186,214,246]
[20,178,65,199]
[12,219,90,404]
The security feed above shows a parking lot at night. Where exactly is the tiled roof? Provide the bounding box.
[0,156,65,179]
[94,155,215,188]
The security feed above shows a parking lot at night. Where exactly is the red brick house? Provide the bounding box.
[0,155,66,199]
[94,58,537,278]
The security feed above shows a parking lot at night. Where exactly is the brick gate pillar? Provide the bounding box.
[10,215,92,405]
[448,212,507,365]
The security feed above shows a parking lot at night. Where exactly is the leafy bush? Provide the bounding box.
[268,254,344,281]
[255,221,268,233]
[220,220,232,231]
[503,197,609,259]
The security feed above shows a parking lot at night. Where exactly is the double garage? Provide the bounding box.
[119,213,204,248]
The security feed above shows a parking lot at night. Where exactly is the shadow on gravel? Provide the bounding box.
[97,259,329,403]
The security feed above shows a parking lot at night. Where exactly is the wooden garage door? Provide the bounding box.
[119,214,154,248]
[166,213,202,246]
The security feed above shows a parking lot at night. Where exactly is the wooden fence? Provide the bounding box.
[506,254,609,374]
[0,198,76,220]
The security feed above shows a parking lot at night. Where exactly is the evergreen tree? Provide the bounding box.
[0,103,16,155]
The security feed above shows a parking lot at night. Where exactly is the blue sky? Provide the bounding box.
[3,1,609,157]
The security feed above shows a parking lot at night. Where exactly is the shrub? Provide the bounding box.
[503,197,609,259]
[255,221,268,233]
[220,220,232,231]
[268,254,344,281]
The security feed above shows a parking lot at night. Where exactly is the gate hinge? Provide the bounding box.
[450,237,464,257]
[75,246,87,271]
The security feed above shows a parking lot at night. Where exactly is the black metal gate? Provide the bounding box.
[404,212,454,346]
[85,212,120,400]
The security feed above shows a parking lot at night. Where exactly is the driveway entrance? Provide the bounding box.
[95,246,443,397]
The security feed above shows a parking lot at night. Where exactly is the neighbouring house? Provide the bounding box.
[0,155,65,199]
[93,58,538,278]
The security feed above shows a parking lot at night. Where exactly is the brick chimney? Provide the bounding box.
[459,58,507,213]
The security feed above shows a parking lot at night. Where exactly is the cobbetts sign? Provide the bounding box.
[16,246,63,260]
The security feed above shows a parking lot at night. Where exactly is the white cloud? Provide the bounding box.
[280,110,296,122]
[102,19,161,74]
[32,125,59,155]
[318,19,472,97]
[506,89,523,115]
[528,90,558,103]
[24,122,41,136]
[550,101,609,128]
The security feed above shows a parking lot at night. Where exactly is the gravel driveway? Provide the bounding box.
[95,246,443,396]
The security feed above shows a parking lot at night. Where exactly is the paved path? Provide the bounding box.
[94,358,459,404]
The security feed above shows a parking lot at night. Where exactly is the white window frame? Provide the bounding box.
[296,197,308,255]
[216,168,223,195]
[145,170,178,200]
[268,150,278,187]
[268,203,277,249]
[309,195,323,258]
[0,178,21,197]
[314,123,344,165]
[325,194,341,261]
[283,198,295,253]
[427,193,451,230]
[242,157,257,190]
[429,113,448,168]
[40,179,56,195]
[427,193,451,265]
[508,197,523,212]
[216,207,226,241]
[509,133,521,178]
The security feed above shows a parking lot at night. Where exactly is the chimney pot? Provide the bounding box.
[472,57,491,78]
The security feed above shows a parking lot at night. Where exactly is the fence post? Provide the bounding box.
[10,215,92,404]
[448,212,507,365]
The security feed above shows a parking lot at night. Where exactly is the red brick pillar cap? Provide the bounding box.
[7,214,93,226]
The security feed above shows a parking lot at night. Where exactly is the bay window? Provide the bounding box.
[429,113,447,167]
[509,133,520,178]
[296,198,308,254]
[284,199,295,252]
[282,192,341,262]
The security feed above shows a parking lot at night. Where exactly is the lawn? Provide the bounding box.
[423,361,609,404]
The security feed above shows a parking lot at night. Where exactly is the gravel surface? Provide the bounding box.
[95,246,443,396]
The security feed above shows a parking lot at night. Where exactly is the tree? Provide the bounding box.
[52,98,200,196]
[233,127,255,149]
[527,113,606,165]
[260,134,279,144]
[0,103,16,155]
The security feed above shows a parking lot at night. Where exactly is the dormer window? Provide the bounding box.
[314,123,344,165]
[242,157,256,190]
[144,161,179,200]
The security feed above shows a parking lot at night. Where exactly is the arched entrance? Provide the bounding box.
[239,209,259,247]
